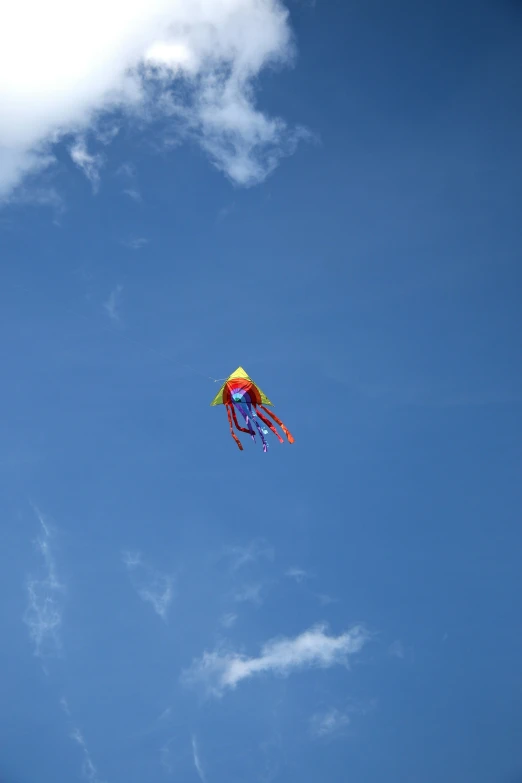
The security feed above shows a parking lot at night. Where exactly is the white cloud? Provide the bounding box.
[316,593,337,606]
[158,706,172,721]
[216,202,235,223]
[122,549,142,568]
[220,612,238,629]
[122,550,174,621]
[0,0,305,201]
[285,567,308,583]
[182,623,369,697]
[192,735,206,783]
[71,728,104,783]
[104,284,123,322]
[233,583,263,605]
[160,737,174,773]
[225,539,274,570]
[138,577,174,620]
[70,138,104,191]
[389,640,405,659]
[23,506,65,657]
[62,698,106,783]
[123,187,142,202]
[117,162,136,179]
[7,184,65,222]
[121,236,148,249]
[116,162,143,201]
[310,707,350,738]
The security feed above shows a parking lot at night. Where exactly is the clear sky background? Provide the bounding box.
[1,1,522,782]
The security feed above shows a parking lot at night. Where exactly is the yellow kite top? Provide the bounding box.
[209,366,273,406]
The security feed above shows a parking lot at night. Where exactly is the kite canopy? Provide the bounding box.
[211,366,294,452]
[210,366,272,407]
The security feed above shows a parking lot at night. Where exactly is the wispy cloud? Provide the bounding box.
[216,203,236,223]
[116,162,143,201]
[310,707,350,738]
[389,640,405,659]
[116,162,136,179]
[132,705,172,743]
[233,583,264,606]
[8,184,66,224]
[103,284,123,323]
[1,0,306,201]
[23,506,65,658]
[70,139,104,192]
[192,735,206,783]
[121,237,148,250]
[96,122,120,145]
[160,738,174,774]
[71,728,105,783]
[122,549,174,621]
[220,539,274,608]
[284,567,338,607]
[158,706,172,722]
[285,567,309,583]
[183,623,369,697]
[138,579,174,620]
[220,612,238,629]
[61,698,106,782]
[123,188,142,202]
[225,539,274,571]
[311,699,377,739]
[121,550,141,568]
[316,593,337,606]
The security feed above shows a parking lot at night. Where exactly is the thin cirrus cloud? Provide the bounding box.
[103,284,123,323]
[122,549,174,621]
[121,237,149,250]
[0,0,308,201]
[285,567,309,583]
[182,623,369,697]
[23,506,65,658]
[225,538,275,571]
[117,161,142,201]
[220,612,238,629]
[233,583,264,605]
[69,139,104,192]
[123,187,142,202]
[70,728,103,783]
[60,699,104,783]
[192,735,206,783]
[389,639,405,659]
[310,707,351,738]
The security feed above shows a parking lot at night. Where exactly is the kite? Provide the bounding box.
[210,366,294,452]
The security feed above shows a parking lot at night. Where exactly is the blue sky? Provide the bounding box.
[1,1,522,781]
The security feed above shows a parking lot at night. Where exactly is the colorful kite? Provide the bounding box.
[210,366,294,452]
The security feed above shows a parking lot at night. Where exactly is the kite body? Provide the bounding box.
[210,367,294,452]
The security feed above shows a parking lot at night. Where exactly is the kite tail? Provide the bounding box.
[235,403,256,441]
[230,404,252,436]
[226,404,243,450]
[247,404,269,452]
[255,406,284,444]
[259,405,295,444]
